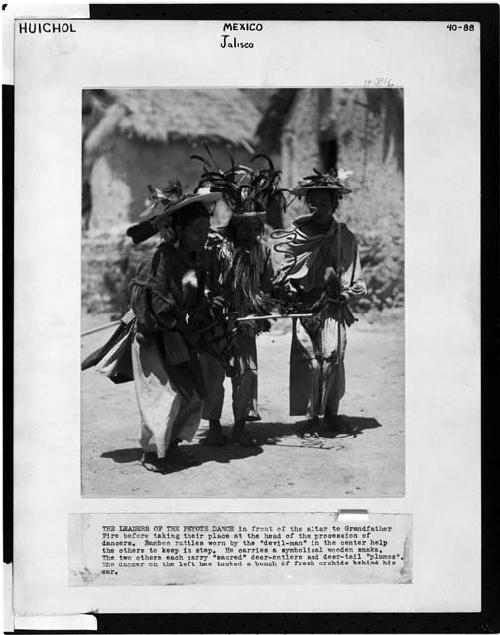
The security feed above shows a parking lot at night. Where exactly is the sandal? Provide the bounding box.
[300,418,320,439]
[140,452,168,473]
[201,421,227,447]
[324,415,351,434]
[201,430,227,446]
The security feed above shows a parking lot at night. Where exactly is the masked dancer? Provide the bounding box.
[192,154,284,446]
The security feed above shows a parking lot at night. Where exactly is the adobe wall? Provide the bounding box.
[281,88,403,224]
[81,229,160,314]
[88,137,252,231]
[279,88,404,310]
[281,89,321,193]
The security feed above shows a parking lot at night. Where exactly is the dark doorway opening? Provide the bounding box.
[320,137,338,173]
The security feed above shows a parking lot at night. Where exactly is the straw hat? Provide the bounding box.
[127,181,221,244]
[292,168,353,196]
[139,184,221,222]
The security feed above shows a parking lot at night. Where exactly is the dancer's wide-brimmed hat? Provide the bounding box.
[292,168,353,196]
[127,181,221,244]
[139,184,221,222]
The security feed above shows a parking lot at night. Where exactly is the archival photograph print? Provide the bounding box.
[80,87,404,497]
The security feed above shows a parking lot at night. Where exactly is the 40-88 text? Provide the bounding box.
[446,24,475,31]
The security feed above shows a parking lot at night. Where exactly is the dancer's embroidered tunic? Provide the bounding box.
[275,216,366,418]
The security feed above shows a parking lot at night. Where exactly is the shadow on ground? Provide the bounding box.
[101,448,143,463]
[101,442,263,474]
[248,416,381,444]
[320,416,381,439]
[100,416,380,474]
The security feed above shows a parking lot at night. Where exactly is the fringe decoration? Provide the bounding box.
[224,241,273,316]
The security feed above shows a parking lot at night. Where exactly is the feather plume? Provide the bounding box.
[191,147,289,220]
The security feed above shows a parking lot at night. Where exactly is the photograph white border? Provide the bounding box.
[13,17,480,615]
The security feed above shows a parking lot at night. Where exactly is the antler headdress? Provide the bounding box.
[191,146,288,220]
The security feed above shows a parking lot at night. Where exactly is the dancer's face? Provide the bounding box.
[306,190,339,224]
[178,216,210,252]
[234,218,263,245]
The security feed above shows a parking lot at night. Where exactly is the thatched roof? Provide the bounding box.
[105,89,261,149]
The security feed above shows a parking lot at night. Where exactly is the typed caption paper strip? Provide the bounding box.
[69,513,412,585]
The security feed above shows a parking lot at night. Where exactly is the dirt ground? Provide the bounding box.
[81,311,404,498]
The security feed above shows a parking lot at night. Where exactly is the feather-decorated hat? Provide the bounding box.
[139,181,221,221]
[192,147,287,222]
[126,180,221,244]
[292,168,353,196]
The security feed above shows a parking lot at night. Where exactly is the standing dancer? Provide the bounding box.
[273,169,366,437]
[126,185,222,472]
[193,155,283,446]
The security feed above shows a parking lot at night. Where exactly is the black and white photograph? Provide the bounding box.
[80,87,405,497]
[10,8,488,623]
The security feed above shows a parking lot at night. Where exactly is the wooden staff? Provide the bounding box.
[81,312,314,338]
[236,312,313,322]
[81,320,121,337]
[336,220,343,367]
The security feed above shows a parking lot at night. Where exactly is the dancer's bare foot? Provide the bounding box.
[300,417,320,439]
[201,419,227,446]
[140,452,168,473]
[232,420,258,447]
[324,414,350,434]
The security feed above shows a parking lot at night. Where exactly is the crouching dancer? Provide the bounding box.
[127,186,221,472]
[273,169,366,437]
